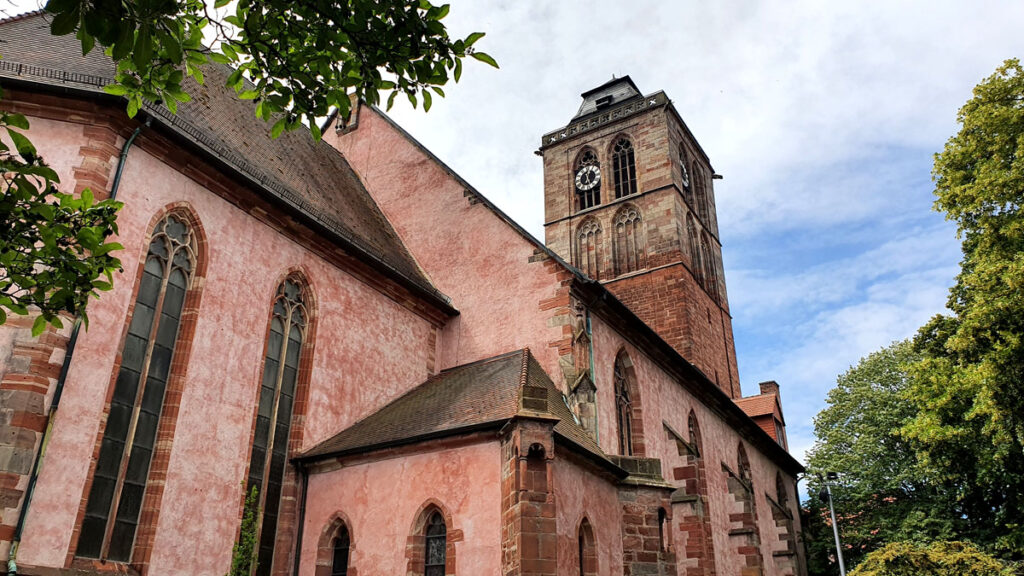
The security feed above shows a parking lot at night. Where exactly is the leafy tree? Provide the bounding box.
[903,58,1024,557]
[847,541,1014,576]
[226,486,260,576]
[0,90,122,335]
[42,0,497,138]
[805,341,959,573]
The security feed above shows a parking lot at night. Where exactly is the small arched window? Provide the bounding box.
[578,518,597,576]
[247,277,310,576]
[738,443,752,483]
[612,137,638,198]
[576,218,603,281]
[77,212,198,561]
[575,148,601,210]
[614,357,633,456]
[331,526,350,576]
[686,213,702,285]
[658,507,668,552]
[425,511,447,576]
[613,205,645,276]
[687,410,702,458]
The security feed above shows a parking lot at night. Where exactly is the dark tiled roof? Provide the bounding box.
[574,75,642,120]
[299,349,616,471]
[0,12,446,306]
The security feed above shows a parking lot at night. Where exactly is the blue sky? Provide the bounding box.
[377,1,1024,467]
[5,0,1020,473]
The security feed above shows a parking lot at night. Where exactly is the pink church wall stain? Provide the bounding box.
[589,315,802,576]
[14,114,437,575]
[552,456,623,576]
[299,441,502,576]
[328,109,568,384]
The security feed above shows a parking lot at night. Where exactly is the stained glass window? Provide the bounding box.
[424,512,446,576]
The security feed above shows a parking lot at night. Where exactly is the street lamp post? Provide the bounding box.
[819,472,847,576]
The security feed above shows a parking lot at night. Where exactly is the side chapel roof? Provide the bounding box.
[0,11,450,311]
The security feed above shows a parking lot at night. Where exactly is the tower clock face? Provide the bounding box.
[575,164,601,191]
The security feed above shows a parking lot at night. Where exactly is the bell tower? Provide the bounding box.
[540,76,740,397]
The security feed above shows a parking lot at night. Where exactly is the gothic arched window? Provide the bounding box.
[612,137,637,198]
[576,218,603,280]
[614,359,632,455]
[688,410,702,458]
[700,231,718,300]
[332,525,351,576]
[686,213,702,285]
[247,277,309,576]
[578,518,597,576]
[679,146,693,205]
[776,472,789,510]
[692,161,710,223]
[425,511,447,576]
[738,443,752,483]
[77,212,198,561]
[575,148,601,210]
[613,205,645,276]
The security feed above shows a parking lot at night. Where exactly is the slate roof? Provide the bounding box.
[573,75,642,120]
[299,349,615,471]
[0,11,448,308]
[734,394,781,420]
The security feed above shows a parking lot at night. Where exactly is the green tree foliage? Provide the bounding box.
[847,541,1014,576]
[903,58,1024,556]
[42,0,497,138]
[227,486,260,576]
[0,90,122,335]
[805,341,959,574]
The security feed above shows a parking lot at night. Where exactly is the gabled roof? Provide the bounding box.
[0,11,451,312]
[297,348,617,473]
[734,394,783,423]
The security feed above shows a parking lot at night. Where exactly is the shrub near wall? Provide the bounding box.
[848,541,1014,576]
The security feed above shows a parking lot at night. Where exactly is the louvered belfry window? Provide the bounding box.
[77,214,196,561]
[247,278,308,576]
[424,511,447,576]
[612,137,637,198]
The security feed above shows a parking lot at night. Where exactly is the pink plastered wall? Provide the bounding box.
[300,441,502,575]
[589,315,802,576]
[17,115,437,575]
[328,109,567,381]
[552,456,623,575]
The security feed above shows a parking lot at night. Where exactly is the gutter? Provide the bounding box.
[7,118,148,575]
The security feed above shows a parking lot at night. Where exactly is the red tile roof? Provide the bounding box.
[734,394,780,420]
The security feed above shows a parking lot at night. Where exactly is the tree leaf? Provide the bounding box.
[470,51,498,68]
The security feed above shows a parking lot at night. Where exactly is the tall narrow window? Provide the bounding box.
[738,443,752,483]
[331,526,350,576]
[614,358,633,456]
[424,511,447,576]
[575,149,601,210]
[686,213,702,285]
[692,161,710,223]
[578,518,596,576]
[247,278,308,576]
[77,213,197,561]
[576,218,603,280]
[612,137,637,198]
[613,205,645,276]
[679,146,693,205]
[701,232,718,300]
[776,473,789,510]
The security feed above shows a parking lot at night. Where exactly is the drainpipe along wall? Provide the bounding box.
[6,117,149,575]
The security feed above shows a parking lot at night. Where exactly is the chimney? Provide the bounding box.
[758,380,780,397]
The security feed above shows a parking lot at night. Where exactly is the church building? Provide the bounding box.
[0,11,806,576]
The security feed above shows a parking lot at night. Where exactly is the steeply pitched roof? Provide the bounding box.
[298,348,616,472]
[734,394,781,421]
[574,75,642,120]
[0,11,450,311]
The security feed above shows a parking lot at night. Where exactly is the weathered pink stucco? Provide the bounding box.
[300,441,502,575]
[328,109,568,382]
[15,113,438,575]
[552,457,623,575]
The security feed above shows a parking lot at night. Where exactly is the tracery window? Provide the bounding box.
[247,278,309,576]
[679,146,692,204]
[700,231,718,300]
[776,473,789,510]
[576,218,603,280]
[575,149,601,210]
[612,137,637,198]
[424,511,447,576]
[692,161,710,223]
[614,357,633,456]
[613,205,645,276]
[686,213,702,285]
[331,526,351,576]
[77,213,197,562]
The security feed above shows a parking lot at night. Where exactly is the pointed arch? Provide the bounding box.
[611,136,638,198]
[73,204,208,564]
[406,499,460,576]
[316,512,354,576]
[574,147,602,210]
[612,204,646,276]
[686,213,702,285]
[246,271,317,576]
[687,410,702,458]
[578,517,597,576]
[692,161,710,223]
[576,217,603,281]
[613,350,645,456]
[700,231,719,300]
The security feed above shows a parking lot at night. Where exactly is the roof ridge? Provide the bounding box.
[518,347,531,389]
[438,348,525,374]
[0,8,44,25]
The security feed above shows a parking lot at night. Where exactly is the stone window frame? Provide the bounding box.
[406,499,462,576]
[612,350,646,457]
[67,203,208,572]
[686,213,702,286]
[577,516,597,576]
[575,217,603,281]
[316,512,355,576]
[611,203,646,277]
[241,269,319,576]
[610,135,638,199]
[574,147,602,211]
